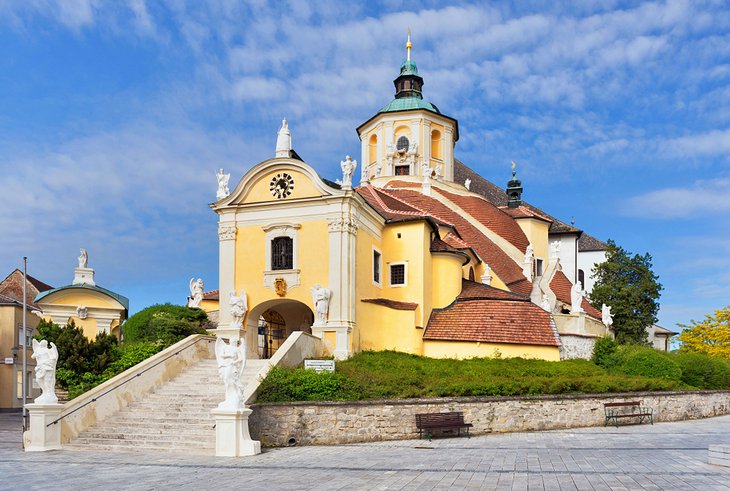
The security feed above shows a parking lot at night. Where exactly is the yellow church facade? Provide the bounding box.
[209,39,612,361]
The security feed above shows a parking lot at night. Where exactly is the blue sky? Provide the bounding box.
[1,1,728,334]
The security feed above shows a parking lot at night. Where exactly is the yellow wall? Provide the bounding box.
[516,219,550,263]
[199,299,219,313]
[234,220,329,326]
[242,169,323,204]
[0,305,40,409]
[423,340,560,361]
[68,316,99,339]
[472,262,508,290]
[358,304,422,354]
[44,293,116,309]
[432,254,462,309]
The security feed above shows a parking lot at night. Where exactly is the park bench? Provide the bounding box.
[415,411,473,441]
[604,401,653,428]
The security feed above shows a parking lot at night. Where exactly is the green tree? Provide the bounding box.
[589,240,663,344]
[122,304,209,345]
[677,306,730,359]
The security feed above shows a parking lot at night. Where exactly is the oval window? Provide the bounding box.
[396,136,410,152]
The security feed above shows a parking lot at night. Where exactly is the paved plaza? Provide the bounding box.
[1,412,729,490]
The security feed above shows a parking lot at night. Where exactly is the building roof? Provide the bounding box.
[202,290,220,301]
[424,280,559,346]
[361,298,419,311]
[549,270,602,319]
[378,97,441,114]
[35,284,130,312]
[652,324,678,336]
[454,160,581,235]
[0,269,53,308]
[578,233,608,252]
[365,184,532,295]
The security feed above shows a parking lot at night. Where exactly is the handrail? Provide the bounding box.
[46,336,213,427]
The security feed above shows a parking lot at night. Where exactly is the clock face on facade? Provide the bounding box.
[270,173,294,199]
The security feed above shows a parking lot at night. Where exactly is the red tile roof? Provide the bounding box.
[424,295,559,347]
[499,205,553,223]
[549,270,602,319]
[365,186,532,296]
[0,269,52,308]
[433,187,531,253]
[202,290,220,301]
[361,298,418,310]
[458,279,530,301]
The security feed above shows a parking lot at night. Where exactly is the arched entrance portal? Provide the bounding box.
[245,299,314,359]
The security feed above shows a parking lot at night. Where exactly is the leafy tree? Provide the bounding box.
[589,240,663,344]
[677,306,730,359]
[122,303,209,345]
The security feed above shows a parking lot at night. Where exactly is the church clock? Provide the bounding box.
[270,173,294,199]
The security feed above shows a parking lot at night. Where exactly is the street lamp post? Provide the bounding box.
[22,257,28,431]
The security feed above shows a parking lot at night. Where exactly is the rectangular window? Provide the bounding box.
[271,236,293,270]
[390,263,406,286]
[535,258,543,277]
[395,165,409,176]
[373,250,381,284]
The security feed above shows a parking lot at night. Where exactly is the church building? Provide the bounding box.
[209,37,613,361]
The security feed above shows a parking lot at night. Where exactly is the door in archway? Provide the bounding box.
[258,309,286,359]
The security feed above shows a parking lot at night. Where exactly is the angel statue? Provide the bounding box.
[31,339,59,404]
[571,282,585,313]
[214,336,247,411]
[229,289,248,330]
[310,284,331,327]
[602,304,614,329]
[216,168,231,200]
[188,278,204,308]
[78,248,88,268]
[340,155,357,189]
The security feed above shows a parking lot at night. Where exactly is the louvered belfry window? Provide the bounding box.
[272,237,293,270]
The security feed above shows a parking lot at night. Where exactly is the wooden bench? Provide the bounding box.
[604,401,653,428]
[415,411,473,441]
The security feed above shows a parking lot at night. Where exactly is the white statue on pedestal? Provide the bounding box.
[550,241,561,259]
[188,278,204,308]
[421,161,431,183]
[465,178,471,190]
[78,248,88,268]
[275,118,291,158]
[229,289,248,330]
[481,264,492,286]
[602,304,614,328]
[340,156,357,189]
[571,282,585,313]
[214,336,247,410]
[522,244,534,281]
[31,339,58,404]
[360,163,369,183]
[435,163,443,181]
[216,168,230,200]
[310,284,331,326]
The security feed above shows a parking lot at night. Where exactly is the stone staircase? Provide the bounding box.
[64,357,269,454]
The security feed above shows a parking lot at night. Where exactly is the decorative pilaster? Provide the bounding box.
[443,127,454,181]
[325,213,358,359]
[218,221,237,333]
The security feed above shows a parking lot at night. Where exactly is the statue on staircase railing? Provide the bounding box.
[31,339,59,404]
[214,336,247,410]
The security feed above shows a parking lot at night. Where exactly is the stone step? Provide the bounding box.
[77,430,216,441]
[68,438,214,450]
[63,443,215,455]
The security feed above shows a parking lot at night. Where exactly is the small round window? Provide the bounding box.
[396,136,410,152]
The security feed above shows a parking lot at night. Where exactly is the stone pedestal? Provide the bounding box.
[709,445,730,467]
[72,267,95,286]
[211,407,261,457]
[24,403,64,452]
[214,326,243,342]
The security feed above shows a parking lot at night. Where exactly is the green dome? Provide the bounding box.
[400,60,419,76]
[378,97,440,114]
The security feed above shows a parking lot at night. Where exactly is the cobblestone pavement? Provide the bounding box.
[1,412,729,490]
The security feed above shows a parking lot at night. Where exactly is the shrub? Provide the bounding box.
[257,366,362,402]
[613,346,682,381]
[674,352,730,389]
[122,304,209,345]
[592,336,619,367]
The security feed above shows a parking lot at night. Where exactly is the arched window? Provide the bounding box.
[469,267,475,281]
[396,136,410,153]
[368,134,378,165]
[272,237,293,270]
[578,269,585,289]
[431,129,442,160]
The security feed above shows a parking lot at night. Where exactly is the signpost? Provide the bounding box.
[304,360,335,373]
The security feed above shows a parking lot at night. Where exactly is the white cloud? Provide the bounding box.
[663,129,730,158]
[623,178,730,218]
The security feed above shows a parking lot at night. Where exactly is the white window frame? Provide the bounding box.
[262,222,301,290]
[372,246,382,287]
[388,261,408,288]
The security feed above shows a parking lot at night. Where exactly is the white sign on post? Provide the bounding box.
[304,360,335,373]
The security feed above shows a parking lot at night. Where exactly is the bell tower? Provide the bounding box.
[356,33,459,184]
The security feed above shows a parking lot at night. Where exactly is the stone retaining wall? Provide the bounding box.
[249,390,730,446]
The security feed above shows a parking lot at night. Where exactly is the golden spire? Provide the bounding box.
[406,28,412,61]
